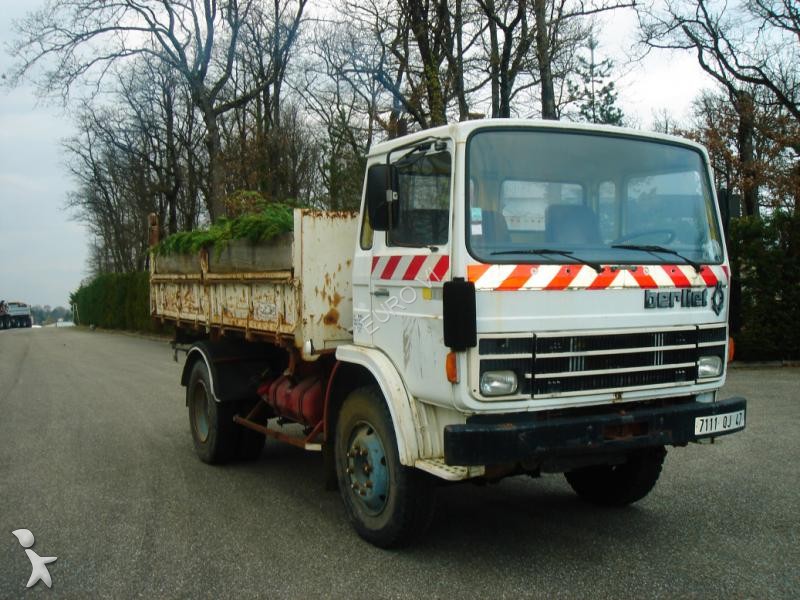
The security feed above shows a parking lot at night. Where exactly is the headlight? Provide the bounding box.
[480,370,518,396]
[698,355,723,378]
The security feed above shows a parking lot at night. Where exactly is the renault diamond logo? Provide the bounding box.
[711,282,725,316]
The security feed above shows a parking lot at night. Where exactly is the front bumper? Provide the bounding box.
[444,396,746,466]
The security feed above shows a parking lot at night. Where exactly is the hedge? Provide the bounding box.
[729,210,800,361]
[70,271,155,332]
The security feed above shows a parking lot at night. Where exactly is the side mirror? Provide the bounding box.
[366,164,399,231]
[443,278,477,351]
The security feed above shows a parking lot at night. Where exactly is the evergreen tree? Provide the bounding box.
[569,36,624,126]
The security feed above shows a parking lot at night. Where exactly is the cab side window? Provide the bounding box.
[388,151,451,247]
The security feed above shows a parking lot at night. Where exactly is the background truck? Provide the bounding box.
[151,119,746,547]
[0,301,32,328]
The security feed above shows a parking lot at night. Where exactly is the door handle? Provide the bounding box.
[372,288,390,298]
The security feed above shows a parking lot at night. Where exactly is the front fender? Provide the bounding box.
[335,345,422,466]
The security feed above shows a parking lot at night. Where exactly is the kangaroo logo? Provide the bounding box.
[11,529,57,589]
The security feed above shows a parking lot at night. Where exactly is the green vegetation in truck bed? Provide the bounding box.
[154,203,294,256]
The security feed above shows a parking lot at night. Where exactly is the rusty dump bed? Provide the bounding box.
[150,209,358,354]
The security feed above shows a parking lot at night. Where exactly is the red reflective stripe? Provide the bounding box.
[665,265,691,288]
[630,268,658,289]
[430,256,450,281]
[403,255,427,280]
[587,267,617,290]
[699,266,718,287]
[467,264,491,283]
[497,265,533,290]
[380,255,401,279]
[371,256,380,272]
[545,265,580,290]
[722,265,730,281]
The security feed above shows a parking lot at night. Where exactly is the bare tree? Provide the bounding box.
[297,25,377,208]
[65,107,155,273]
[333,0,488,133]
[689,88,799,214]
[531,0,633,119]
[637,0,800,215]
[476,0,537,117]
[8,0,306,220]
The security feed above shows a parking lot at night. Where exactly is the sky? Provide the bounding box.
[0,2,714,309]
[1,3,88,308]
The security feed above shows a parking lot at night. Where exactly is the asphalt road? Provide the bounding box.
[0,327,798,599]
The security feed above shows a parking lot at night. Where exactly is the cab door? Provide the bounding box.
[368,147,454,405]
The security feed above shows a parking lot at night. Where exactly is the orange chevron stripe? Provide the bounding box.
[544,265,581,290]
[497,265,535,290]
[467,264,492,282]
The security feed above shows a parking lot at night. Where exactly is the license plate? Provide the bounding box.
[694,410,745,436]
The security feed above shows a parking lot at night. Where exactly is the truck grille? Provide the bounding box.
[476,325,726,399]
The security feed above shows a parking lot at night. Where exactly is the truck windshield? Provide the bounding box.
[466,130,724,267]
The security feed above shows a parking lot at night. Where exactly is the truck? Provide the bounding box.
[0,301,32,328]
[150,119,747,547]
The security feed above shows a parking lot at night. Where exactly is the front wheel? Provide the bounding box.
[564,446,666,506]
[335,385,435,548]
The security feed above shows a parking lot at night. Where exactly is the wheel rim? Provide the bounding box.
[345,420,390,515]
[191,380,210,443]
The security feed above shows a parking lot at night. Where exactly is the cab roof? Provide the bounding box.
[367,119,707,159]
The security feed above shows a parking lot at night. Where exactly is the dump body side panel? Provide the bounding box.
[150,210,357,354]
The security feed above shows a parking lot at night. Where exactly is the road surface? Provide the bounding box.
[1,327,798,598]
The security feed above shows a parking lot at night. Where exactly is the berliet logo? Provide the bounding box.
[644,283,725,316]
[644,288,708,310]
[11,529,57,589]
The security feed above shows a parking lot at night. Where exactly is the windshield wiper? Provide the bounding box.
[490,248,601,273]
[611,244,701,273]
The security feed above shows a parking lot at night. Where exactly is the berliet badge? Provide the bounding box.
[644,288,708,310]
[643,283,725,316]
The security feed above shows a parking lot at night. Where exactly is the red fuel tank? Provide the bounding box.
[260,375,323,427]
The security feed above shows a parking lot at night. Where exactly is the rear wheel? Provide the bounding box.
[564,446,666,506]
[335,385,435,548]
[187,360,236,464]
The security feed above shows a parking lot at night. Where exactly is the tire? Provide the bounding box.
[187,359,237,464]
[335,385,435,548]
[564,446,666,507]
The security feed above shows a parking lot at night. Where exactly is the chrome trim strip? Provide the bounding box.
[539,344,696,358]
[534,362,696,379]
